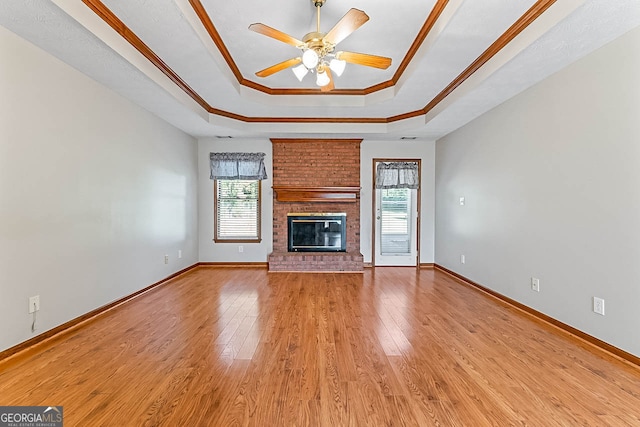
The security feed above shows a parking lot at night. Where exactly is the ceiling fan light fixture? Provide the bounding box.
[302,49,319,69]
[292,64,308,81]
[249,0,391,91]
[329,58,346,76]
[316,69,330,86]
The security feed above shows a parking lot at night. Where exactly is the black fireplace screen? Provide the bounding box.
[287,213,346,252]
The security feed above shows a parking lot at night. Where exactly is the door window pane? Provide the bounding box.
[380,188,410,254]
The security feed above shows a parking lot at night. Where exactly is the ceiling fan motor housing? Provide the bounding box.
[302,32,335,57]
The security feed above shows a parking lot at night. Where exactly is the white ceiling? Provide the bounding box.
[1,0,639,140]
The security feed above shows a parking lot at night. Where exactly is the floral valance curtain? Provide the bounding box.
[209,152,267,180]
[375,162,419,189]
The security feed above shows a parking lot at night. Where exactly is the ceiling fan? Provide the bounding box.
[248,0,392,91]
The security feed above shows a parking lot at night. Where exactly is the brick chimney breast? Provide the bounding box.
[269,139,364,272]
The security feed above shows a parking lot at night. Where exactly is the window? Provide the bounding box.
[214,179,261,242]
[209,152,266,243]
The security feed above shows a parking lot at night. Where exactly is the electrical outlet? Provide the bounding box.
[238,246,244,253]
[178,250,182,259]
[460,254,465,264]
[164,254,169,264]
[593,297,605,316]
[29,295,40,313]
[531,277,540,292]
[459,197,465,206]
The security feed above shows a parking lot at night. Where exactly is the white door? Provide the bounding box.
[374,187,418,266]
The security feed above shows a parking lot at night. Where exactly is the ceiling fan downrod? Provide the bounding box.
[314,0,325,33]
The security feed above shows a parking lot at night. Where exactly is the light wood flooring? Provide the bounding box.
[1,267,640,426]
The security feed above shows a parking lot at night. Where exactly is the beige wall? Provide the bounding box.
[197,138,437,265]
[197,138,274,263]
[360,140,436,264]
[435,26,640,357]
[0,26,199,352]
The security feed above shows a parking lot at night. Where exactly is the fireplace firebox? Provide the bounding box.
[287,213,346,252]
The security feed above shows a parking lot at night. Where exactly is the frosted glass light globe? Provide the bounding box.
[316,70,330,87]
[292,64,308,81]
[329,58,346,76]
[302,49,319,69]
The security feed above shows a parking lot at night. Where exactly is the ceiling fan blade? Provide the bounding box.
[321,68,335,92]
[255,57,302,78]
[336,51,392,69]
[324,8,369,46]
[249,23,304,47]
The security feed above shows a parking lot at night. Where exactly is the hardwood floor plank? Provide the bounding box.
[1,267,640,425]
[234,315,262,361]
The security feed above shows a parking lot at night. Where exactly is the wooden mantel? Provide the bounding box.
[272,186,360,203]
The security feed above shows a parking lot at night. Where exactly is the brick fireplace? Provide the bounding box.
[268,139,364,272]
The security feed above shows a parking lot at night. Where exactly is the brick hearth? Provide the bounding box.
[268,139,364,272]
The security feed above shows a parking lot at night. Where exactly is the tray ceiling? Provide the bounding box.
[1,0,639,140]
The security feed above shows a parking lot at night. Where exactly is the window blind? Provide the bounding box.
[215,180,260,240]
